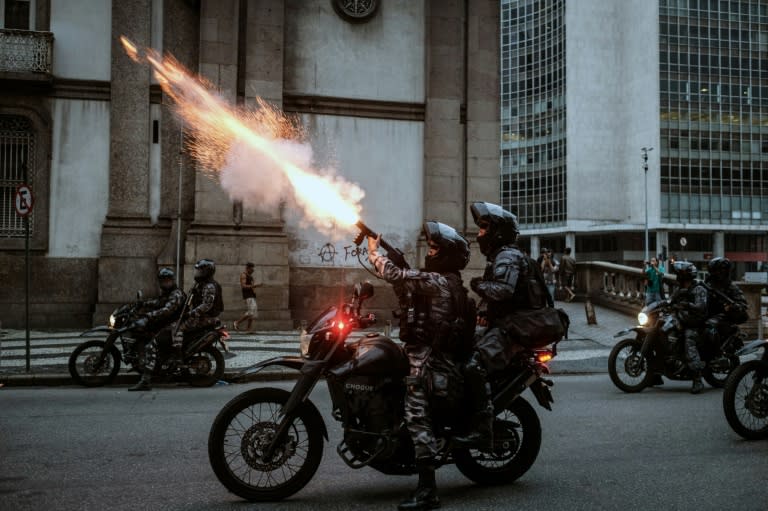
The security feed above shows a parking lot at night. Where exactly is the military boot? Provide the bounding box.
[453,407,494,450]
[453,354,494,450]
[128,372,152,391]
[690,373,704,394]
[398,463,440,511]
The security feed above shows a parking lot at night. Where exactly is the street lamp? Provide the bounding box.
[641,147,654,263]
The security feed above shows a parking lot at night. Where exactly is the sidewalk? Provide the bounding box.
[0,300,636,387]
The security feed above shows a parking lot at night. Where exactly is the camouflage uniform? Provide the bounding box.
[141,286,186,357]
[370,252,470,462]
[704,281,748,347]
[472,245,549,372]
[179,280,223,337]
[143,287,186,326]
[668,283,708,371]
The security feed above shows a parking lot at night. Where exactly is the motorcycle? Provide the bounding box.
[608,299,743,393]
[68,290,230,387]
[722,339,768,440]
[207,283,560,502]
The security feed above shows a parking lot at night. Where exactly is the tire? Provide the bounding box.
[208,387,325,501]
[186,345,225,387]
[703,355,740,389]
[68,337,122,387]
[723,361,768,440]
[608,338,653,393]
[455,397,541,485]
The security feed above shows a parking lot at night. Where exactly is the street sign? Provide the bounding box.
[679,236,687,247]
[14,184,34,217]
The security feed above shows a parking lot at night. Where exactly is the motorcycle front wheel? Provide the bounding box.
[723,360,768,440]
[455,396,541,485]
[185,345,225,387]
[608,338,652,393]
[68,337,122,387]
[208,387,325,501]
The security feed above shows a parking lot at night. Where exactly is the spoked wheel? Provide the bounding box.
[68,337,121,387]
[608,338,652,393]
[208,387,325,501]
[723,361,768,440]
[703,355,740,388]
[455,396,541,485]
[186,345,225,387]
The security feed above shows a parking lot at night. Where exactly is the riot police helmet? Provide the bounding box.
[194,259,216,282]
[470,201,519,255]
[423,221,470,273]
[707,257,732,285]
[672,261,697,284]
[157,267,176,292]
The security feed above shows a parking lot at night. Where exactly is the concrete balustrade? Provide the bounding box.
[573,261,764,339]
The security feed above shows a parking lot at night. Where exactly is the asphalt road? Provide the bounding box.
[1,376,767,511]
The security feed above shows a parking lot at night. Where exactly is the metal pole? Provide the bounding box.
[176,122,183,280]
[25,213,30,372]
[644,167,648,263]
[641,147,653,263]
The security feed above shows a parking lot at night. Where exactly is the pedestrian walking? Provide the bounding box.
[560,247,576,302]
[234,262,261,332]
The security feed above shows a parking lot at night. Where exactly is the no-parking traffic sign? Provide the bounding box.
[14,184,34,217]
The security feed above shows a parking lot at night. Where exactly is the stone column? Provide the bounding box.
[424,1,465,232]
[95,0,169,321]
[655,230,669,262]
[464,0,500,228]
[530,236,541,258]
[565,232,576,257]
[713,230,725,258]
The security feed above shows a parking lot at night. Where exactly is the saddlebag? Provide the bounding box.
[500,306,569,348]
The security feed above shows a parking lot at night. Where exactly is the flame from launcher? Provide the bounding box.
[119,36,363,231]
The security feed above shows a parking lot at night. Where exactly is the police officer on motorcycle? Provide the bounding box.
[668,261,709,394]
[704,257,748,349]
[367,221,473,511]
[128,267,187,391]
[453,201,549,448]
[175,259,224,349]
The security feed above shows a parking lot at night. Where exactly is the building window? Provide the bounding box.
[1,0,33,30]
[0,115,35,237]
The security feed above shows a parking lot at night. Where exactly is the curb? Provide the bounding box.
[1,360,610,387]
[0,368,301,388]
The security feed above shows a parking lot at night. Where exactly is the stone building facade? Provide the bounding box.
[1,0,499,328]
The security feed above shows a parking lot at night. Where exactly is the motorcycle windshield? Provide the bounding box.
[306,306,338,335]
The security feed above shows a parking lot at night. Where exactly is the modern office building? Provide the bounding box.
[501,0,768,272]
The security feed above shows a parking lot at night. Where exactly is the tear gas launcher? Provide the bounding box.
[353,220,410,269]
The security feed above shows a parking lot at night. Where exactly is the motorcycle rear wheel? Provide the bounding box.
[455,396,541,485]
[186,345,225,387]
[208,387,325,501]
[723,360,768,440]
[608,338,653,393]
[703,355,740,388]
[68,337,122,387]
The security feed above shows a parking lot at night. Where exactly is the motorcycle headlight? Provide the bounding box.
[300,329,311,358]
[637,312,649,326]
[109,314,117,328]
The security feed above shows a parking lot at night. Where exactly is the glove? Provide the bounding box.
[470,276,483,293]
[131,317,148,329]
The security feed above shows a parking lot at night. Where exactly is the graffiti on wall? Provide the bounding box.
[316,242,369,264]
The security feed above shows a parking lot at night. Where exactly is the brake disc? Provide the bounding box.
[241,421,297,470]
